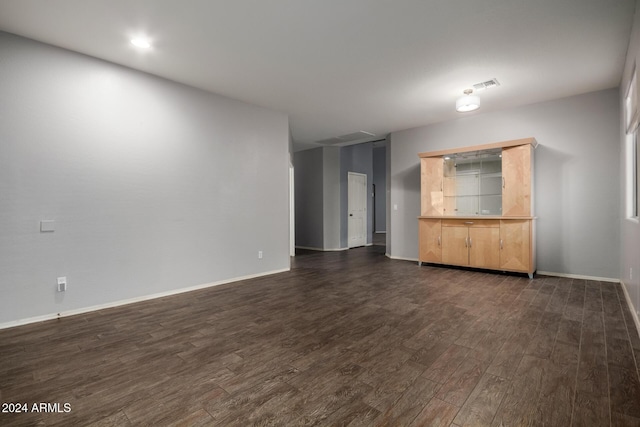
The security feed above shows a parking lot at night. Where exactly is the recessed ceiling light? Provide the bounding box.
[130,38,151,49]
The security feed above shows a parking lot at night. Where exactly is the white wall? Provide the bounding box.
[620,0,640,322]
[0,32,290,326]
[389,89,621,280]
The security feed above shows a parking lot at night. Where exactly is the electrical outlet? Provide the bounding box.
[258,251,263,259]
[57,277,67,292]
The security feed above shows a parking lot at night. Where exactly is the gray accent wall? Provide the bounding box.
[295,142,377,250]
[323,147,342,250]
[340,143,374,248]
[294,146,343,250]
[0,32,290,325]
[373,144,387,233]
[294,147,324,249]
[389,89,621,280]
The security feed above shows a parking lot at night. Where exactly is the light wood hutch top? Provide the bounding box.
[417,137,538,159]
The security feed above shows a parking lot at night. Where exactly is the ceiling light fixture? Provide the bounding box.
[456,89,480,113]
[130,38,151,49]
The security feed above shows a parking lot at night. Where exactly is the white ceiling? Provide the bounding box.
[0,0,636,150]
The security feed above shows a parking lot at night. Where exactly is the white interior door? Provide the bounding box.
[348,172,367,248]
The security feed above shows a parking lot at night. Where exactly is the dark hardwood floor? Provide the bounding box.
[1,246,640,426]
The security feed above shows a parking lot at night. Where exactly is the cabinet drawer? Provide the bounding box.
[442,219,499,228]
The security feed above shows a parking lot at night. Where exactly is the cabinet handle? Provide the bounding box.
[464,221,474,224]
[464,237,468,248]
[469,237,472,248]
[438,236,441,246]
[441,179,443,192]
[500,239,503,249]
[502,177,505,189]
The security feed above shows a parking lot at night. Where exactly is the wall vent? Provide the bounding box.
[473,78,500,91]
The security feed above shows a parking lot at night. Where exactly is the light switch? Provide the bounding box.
[40,220,55,232]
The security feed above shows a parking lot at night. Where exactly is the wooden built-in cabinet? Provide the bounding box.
[502,144,533,217]
[441,220,501,270]
[499,219,532,272]
[420,157,444,216]
[418,138,537,278]
[419,218,442,263]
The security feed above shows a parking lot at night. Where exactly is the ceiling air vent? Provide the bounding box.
[316,137,343,145]
[473,78,500,91]
[337,131,375,142]
[317,131,376,145]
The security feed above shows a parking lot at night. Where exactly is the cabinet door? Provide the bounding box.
[500,220,531,272]
[469,227,501,269]
[421,157,443,215]
[419,219,442,263]
[502,145,532,216]
[442,226,469,266]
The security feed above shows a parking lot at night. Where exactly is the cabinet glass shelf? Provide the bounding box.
[443,149,502,216]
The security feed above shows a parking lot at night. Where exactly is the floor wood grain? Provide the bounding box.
[1,246,640,426]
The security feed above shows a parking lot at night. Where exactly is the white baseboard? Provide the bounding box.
[382,261,620,282]
[387,254,419,262]
[296,245,374,251]
[295,246,349,252]
[0,268,290,330]
[536,271,619,283]
[295,245,323,251]
[620,279,640,340]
